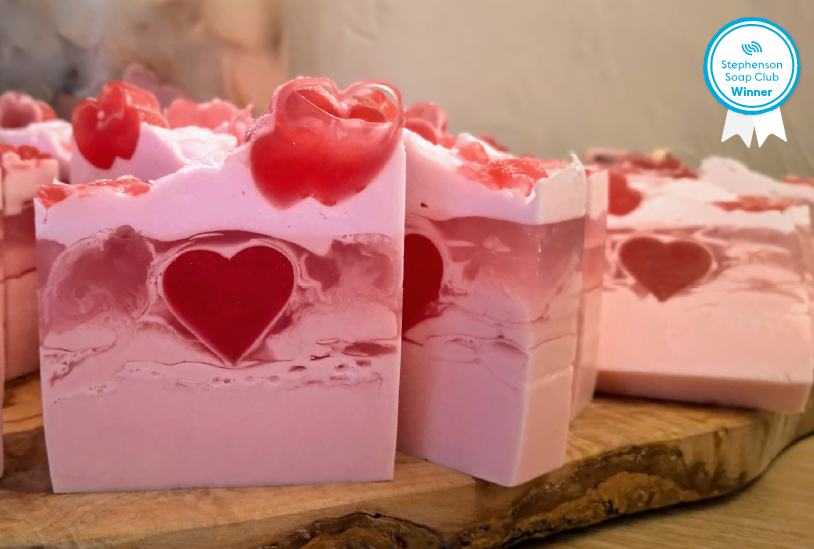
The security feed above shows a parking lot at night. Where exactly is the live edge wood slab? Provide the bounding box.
[1,374,813,549]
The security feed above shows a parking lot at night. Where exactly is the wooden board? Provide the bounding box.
[1,373,813,549]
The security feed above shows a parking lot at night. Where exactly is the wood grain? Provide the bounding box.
[535,435,814,549]
[1,373,812,549]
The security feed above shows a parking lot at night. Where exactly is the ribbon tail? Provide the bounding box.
[721,109,754,147]
[753,108,787,147]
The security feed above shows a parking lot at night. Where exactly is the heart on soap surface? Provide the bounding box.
[249,77,403,209]
[403,234,444,331]
[162,246,295,365]
[619,237,712,302]
[72,81,168,170]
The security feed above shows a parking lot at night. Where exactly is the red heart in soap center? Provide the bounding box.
[619,237,712,302]
[403,234,444,331]
[163,246,295,365]
[249,78,403,209]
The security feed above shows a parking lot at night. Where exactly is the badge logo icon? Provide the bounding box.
[703,18,799,146]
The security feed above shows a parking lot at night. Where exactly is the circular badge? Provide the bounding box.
[704,17,799,115]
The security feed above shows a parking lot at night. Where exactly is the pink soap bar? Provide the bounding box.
[397,104,586,487]
[571,169,608,420]
[36,77,406,493]
[70,82,238,185]
[700,158,814,347]
[1,144,59,381]
[597,178,814,413]
[0,92,73,183]
[0,144,59,478]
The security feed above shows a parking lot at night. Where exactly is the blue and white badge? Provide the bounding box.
[704,17,799,147]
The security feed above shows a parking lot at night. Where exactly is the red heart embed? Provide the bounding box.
[403,234,444,331]
[619,237,712,302]
[73,81,168,170]
[162,246,295,365]
[608,170,642,216]
[249,78,403,209]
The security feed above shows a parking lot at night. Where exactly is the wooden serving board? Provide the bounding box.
[2,374,813,549]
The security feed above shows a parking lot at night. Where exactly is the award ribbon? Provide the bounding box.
[704,18,799,147]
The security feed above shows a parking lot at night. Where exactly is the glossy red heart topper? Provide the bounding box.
[405,102,456,148]
[249,78,404,209]
[0,92,57,129]
[72,81,169,170]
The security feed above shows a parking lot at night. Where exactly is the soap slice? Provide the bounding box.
[0,92,73,183]
[571,168,608,420]
[0,143,59,478]
[1,144,59,381]
[398,104,586,486]
[36,77,406,493]
[70,82,238,184]
[597,178,814,413]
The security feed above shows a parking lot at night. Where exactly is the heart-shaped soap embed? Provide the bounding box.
[403,234,444,331]
[405,102,456,148]
[619,237,712,302]
[249,78,403,209]
[163,246,295,365]
[0,91,56,128]
[73,81,168,170]
[608,170,642,216]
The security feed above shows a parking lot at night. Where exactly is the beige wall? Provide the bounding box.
[287,0,813,178]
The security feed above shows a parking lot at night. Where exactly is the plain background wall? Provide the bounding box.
[287,0,813,178]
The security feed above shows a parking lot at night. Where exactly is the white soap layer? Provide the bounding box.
[39,140,407,256]
[71,123,238,185]
[404,130,585,225]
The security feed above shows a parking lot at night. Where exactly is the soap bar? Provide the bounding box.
[1,144,59,381]
[0,92,73,183]
[36,77,406,493]
[397,104,586,486]
[70,82,238,185]
[597,178,814,412]
[0,143,59,477]
[571,169,608,420]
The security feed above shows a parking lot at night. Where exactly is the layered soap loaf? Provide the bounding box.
[71,82,238,185]
[37,78,406,492]
[597,179,814,412]
[397,104,586,486]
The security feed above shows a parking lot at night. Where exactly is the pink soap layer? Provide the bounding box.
[399,342,572,486]
[598,225,813,413]
[2,153,57,381]
[38,228,402,492]
[45,364,399,492]
[398,215,583,486]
